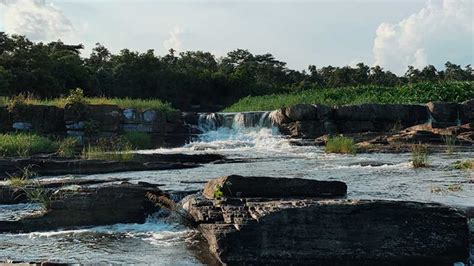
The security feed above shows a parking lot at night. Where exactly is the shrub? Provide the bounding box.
[57,137,78,157]
[325,136,357,154]
[65,88,88,106]
[0,133,58,157]
[24,182,50,211]
[453,160,474,171]
[81,138,134,161]
[442,134,456,154]
[411,144,429,168]
[123,132,153,149]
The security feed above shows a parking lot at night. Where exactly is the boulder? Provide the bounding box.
[427,102,460,125]
[460,99,474,124]
[11,105,64,133]
[65,104,121,132]
[284,104,317,121]
[284,121,327,138]
[0,182,164,232]
[202,175,347,199]
[183,112,199,125]
[335,104,428,124]
[183,195,469,265]
[314,104,334,120]
[337,120,375,133]
[269,109,290,126]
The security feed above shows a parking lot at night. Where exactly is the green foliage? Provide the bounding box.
[7,165,36,187]
[123,132,153,149]
[5,93,33,112]
[0,133,58,157]
[81,138,134,161]
[453,160,474,171]
[441,135,456,154]
[224,81,474,112]
[24,182,51,211]
[213,185,224,199]
[65,88,88,106]
[411,144,429,168]
[325,136,357,154]
[57,137,78,157]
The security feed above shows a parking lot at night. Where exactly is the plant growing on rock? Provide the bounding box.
[214,185,224,199]
[24,182,51,211]
[442,134,456,154]
[65,88,88,106]
[7,165,36,187]
[411,144,429,168]
[57,137,78,157]
[453,160,474,171]
[123,132,153,150]
[325,136,357,154]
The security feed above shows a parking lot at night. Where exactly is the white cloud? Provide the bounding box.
[163,26,184,52]
[0,0,75,41]
[373,0,473,74]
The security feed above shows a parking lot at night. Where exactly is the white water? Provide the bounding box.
[1,114,473,264]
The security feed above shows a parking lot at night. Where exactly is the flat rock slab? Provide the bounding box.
[183,195,469,265]
[202,175,347,199]
[0,153,226,178]
[0,182,163,233]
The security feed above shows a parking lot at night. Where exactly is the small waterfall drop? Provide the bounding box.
[197,113,222,132]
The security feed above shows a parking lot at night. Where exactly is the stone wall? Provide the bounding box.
[272,100,474,138]
[0,104,193,147]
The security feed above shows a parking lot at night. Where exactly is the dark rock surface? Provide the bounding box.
[183,195,470,265]
[427,102,460,127]
[202,175,347,199]
[0,182,164,233]
[0,153,226,179]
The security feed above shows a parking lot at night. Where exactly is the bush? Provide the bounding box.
[454,160,474,171]
[325,136,357,154]
[0,133,58,157]
[411,144,429,168]
[123,132,153,149]
[65,88,88,106]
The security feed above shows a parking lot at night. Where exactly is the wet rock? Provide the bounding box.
[337,120,375,133]
[269,109,290,126]
[183,195,469,265]
[0,182,164,232]
[335,104,428,124]
[284,121,327,138]
[427,102,460,127]
[183,112,199,125]
[12,122,32,131]
[284,104,317,121]
[202,175,347,199]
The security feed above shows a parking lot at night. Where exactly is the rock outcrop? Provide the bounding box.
[183,176,470,265]
[0,182,164,233]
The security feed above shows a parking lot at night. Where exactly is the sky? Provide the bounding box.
[0,0,472,74]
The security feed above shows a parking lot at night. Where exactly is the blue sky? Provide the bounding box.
[0,0,472,74]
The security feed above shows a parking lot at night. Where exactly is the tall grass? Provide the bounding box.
[81,144,134,161]
[0,96,176,112]
[123,132,153,149]
[442,134,456,154]
[454,160,474,171]
[223,81,473,112]
[325,136,357,154]
[0,133,58,157]
[411,144,429,168]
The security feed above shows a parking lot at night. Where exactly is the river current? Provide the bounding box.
[1,124,473,265]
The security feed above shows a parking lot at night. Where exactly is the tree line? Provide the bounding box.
[0,33,472,110]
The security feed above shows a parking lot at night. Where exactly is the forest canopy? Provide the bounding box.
[0,33,472,111]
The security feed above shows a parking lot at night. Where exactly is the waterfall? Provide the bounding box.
[197,111,274,133]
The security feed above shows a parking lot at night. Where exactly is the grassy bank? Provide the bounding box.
[0,95,176,113]
[223,81,473,112]
[0,133,58,157]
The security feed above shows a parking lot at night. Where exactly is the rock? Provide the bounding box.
[314,104,334,120]
[389,130,445,144]
[0,106,11,132]
[183,195,469,265]
[284,104,317,121]
[337,120,375,133]
[202,175,347,199]
[460,99,474,124]
[0,182,164,232]
[183,112,199,125]
[11,105,64,133]
[166,110,182,124]
[284,121,327,138]
[427,102,460,125]
[65,104,121,132]
[335,104,428,124]
[269,109,290,126]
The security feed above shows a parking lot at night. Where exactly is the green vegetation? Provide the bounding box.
[57,137,78,157]
[81,139,134,161]
[441,134,457,154]
[24,182,51,211]
[0,133,57,157]
[7,165,36,187]
[123,132,153,149]
[0,33,472,111]
[453,160,474,171]
[213,185,224,199]
[411,144,429,168]
[224,81,473,112]
[324,136,357,154]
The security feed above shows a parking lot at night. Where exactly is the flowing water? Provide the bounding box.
[1,112,473,265]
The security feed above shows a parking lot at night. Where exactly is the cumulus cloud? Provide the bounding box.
[0,0,74,41]
[163,26,184,52]
[373,0,473,74]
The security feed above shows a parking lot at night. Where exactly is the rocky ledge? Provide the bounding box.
[182,175,470,265]
[0,153,226,179]
[0,181,164,233]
